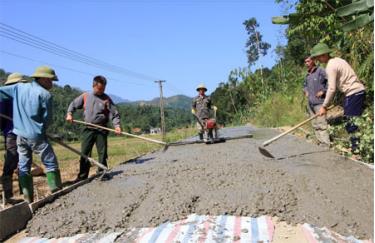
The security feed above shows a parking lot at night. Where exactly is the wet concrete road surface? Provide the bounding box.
[26,126,374,239]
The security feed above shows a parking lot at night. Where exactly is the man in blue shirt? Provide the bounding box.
[303,56,330,146]
[0,66,61,203]
[0,73,28,203]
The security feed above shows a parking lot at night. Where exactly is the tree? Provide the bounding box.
[243,18,271,67]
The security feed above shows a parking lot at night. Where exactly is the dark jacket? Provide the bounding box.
[0,92,13,136]
[303,66,327,106]
[192,95,212,119]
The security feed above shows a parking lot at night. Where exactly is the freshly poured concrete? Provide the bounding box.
[26,126,373,239]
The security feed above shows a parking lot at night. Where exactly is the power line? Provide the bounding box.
[164,82,188,95]
[0,50,148,86]
[0,31,114,71]
[1,45,187,94]
[0,23,156,79]
[0,22,190,96]
[0,22,158,81]
[0,28,156,81]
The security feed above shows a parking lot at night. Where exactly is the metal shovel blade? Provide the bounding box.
[258,146,275,158]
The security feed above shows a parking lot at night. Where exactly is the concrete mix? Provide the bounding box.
[25,126,373,239]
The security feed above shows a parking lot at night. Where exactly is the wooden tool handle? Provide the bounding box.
[48,135,108,170]
[71,120,167,146]
[0,113,107,170]
[262,106,335,147]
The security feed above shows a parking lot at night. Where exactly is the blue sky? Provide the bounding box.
[0,0,288,101]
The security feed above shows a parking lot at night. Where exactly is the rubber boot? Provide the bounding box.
[199,133,204,141]
[1,175,13,200]
[19,179,23,195]
[46,170,62,193]
[19,174,34,203]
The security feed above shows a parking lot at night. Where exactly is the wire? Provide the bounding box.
[0,22,159,81]
[0,29,156,81]
[0,50,148,86]
[0,22,192,96]
[165,82,188,95]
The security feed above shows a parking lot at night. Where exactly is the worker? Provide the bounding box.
[311,43,366,153]
[0,66,62,203]
[66,75,121,181]
[303,56,330,146]
[0,73,28,203]
[192,83,212,140]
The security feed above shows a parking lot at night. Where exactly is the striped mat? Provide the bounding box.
[20,214,275,243]
[302,223,373,243]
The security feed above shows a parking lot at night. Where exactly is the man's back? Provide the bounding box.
[0,81,51,139]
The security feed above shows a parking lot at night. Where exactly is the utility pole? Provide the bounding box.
[155,80,166,141]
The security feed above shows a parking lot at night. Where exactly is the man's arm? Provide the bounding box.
[322,65,337,108]
[66,93,85,122]
[319,64,337,116]
[108,98,121,134]
[207,96,212,110]
[0,85,15,100]
[303,77,309,97]
[320,68,328,92]
[42,94,53,128]
[315,68,328,98]
[191,98,197,114]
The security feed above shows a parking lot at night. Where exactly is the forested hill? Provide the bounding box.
[0,70,193,140]
[123,95,192,110]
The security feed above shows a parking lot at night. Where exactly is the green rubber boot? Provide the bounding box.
[19,174,34,203]
[46,170,62,193]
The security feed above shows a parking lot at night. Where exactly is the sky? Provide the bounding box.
[0,0,289,101]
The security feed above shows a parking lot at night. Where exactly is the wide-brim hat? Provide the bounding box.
[31,65,58,81]
[196,83,207,91]
[310,43,333,58]
[5,72,28,85]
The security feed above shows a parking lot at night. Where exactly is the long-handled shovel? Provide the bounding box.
[70,120,170,151]
[192,113,205,130]
[0,113,108,172]
[47,135,108,171]
[259,106,335,158]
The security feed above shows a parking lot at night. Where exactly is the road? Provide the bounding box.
[25,126,374,240]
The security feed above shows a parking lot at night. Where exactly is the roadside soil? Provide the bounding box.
[21,126,374,240]
[0,160,95,209]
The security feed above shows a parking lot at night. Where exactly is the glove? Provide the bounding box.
[191,109,196,115]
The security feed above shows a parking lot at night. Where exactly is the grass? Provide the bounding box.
[248,92,307,128]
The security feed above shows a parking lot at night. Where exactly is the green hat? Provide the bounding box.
[196,83,207,91]
[31,65,58,81]
[310,43,333,57]
[5,72,28,85]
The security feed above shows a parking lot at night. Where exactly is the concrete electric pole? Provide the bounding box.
[155,80,166,141]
